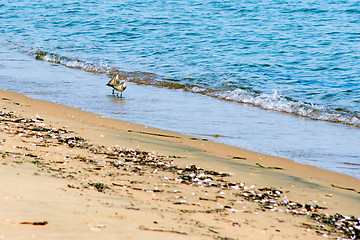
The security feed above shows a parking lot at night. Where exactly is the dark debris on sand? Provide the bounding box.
[1,110,359,239]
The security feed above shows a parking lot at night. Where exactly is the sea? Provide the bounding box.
[0,0,359,179]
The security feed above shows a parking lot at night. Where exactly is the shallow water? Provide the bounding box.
[0,45,359,179]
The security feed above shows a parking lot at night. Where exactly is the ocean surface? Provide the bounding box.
[0,0,359,179]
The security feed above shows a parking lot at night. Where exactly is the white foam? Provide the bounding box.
[190,86,207,93]
[40,52,113,74]
[215,89,360,127]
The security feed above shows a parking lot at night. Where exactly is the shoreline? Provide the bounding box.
[1,89,359,239]
[1,42,359,179]
[2,89,359,187]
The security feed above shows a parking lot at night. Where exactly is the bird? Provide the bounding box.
[107,70,127,98]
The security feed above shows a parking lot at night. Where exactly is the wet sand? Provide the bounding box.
[0,89,359,240]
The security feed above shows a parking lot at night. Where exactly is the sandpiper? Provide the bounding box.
[107,70,127,98]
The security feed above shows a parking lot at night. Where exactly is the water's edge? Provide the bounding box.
[1,45,359,179]
[30,47,360,128]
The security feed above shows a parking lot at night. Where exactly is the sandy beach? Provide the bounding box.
[0,89,359,240]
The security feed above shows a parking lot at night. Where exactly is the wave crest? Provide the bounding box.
[215,89,360,126]
[33,50,114,74]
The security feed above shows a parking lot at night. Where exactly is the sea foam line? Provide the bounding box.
[212,88,360,127]
[33,50,115,75]
[32,50,360,128]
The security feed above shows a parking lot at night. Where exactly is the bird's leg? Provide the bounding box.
[112,89,115,95]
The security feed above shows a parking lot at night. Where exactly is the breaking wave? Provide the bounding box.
[33,50,360,128]
[32,50,115,74]
[213,89,360,126]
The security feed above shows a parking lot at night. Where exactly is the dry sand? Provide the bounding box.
[0,89,359,240]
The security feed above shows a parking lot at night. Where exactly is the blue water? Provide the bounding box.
[0,0,359,178]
